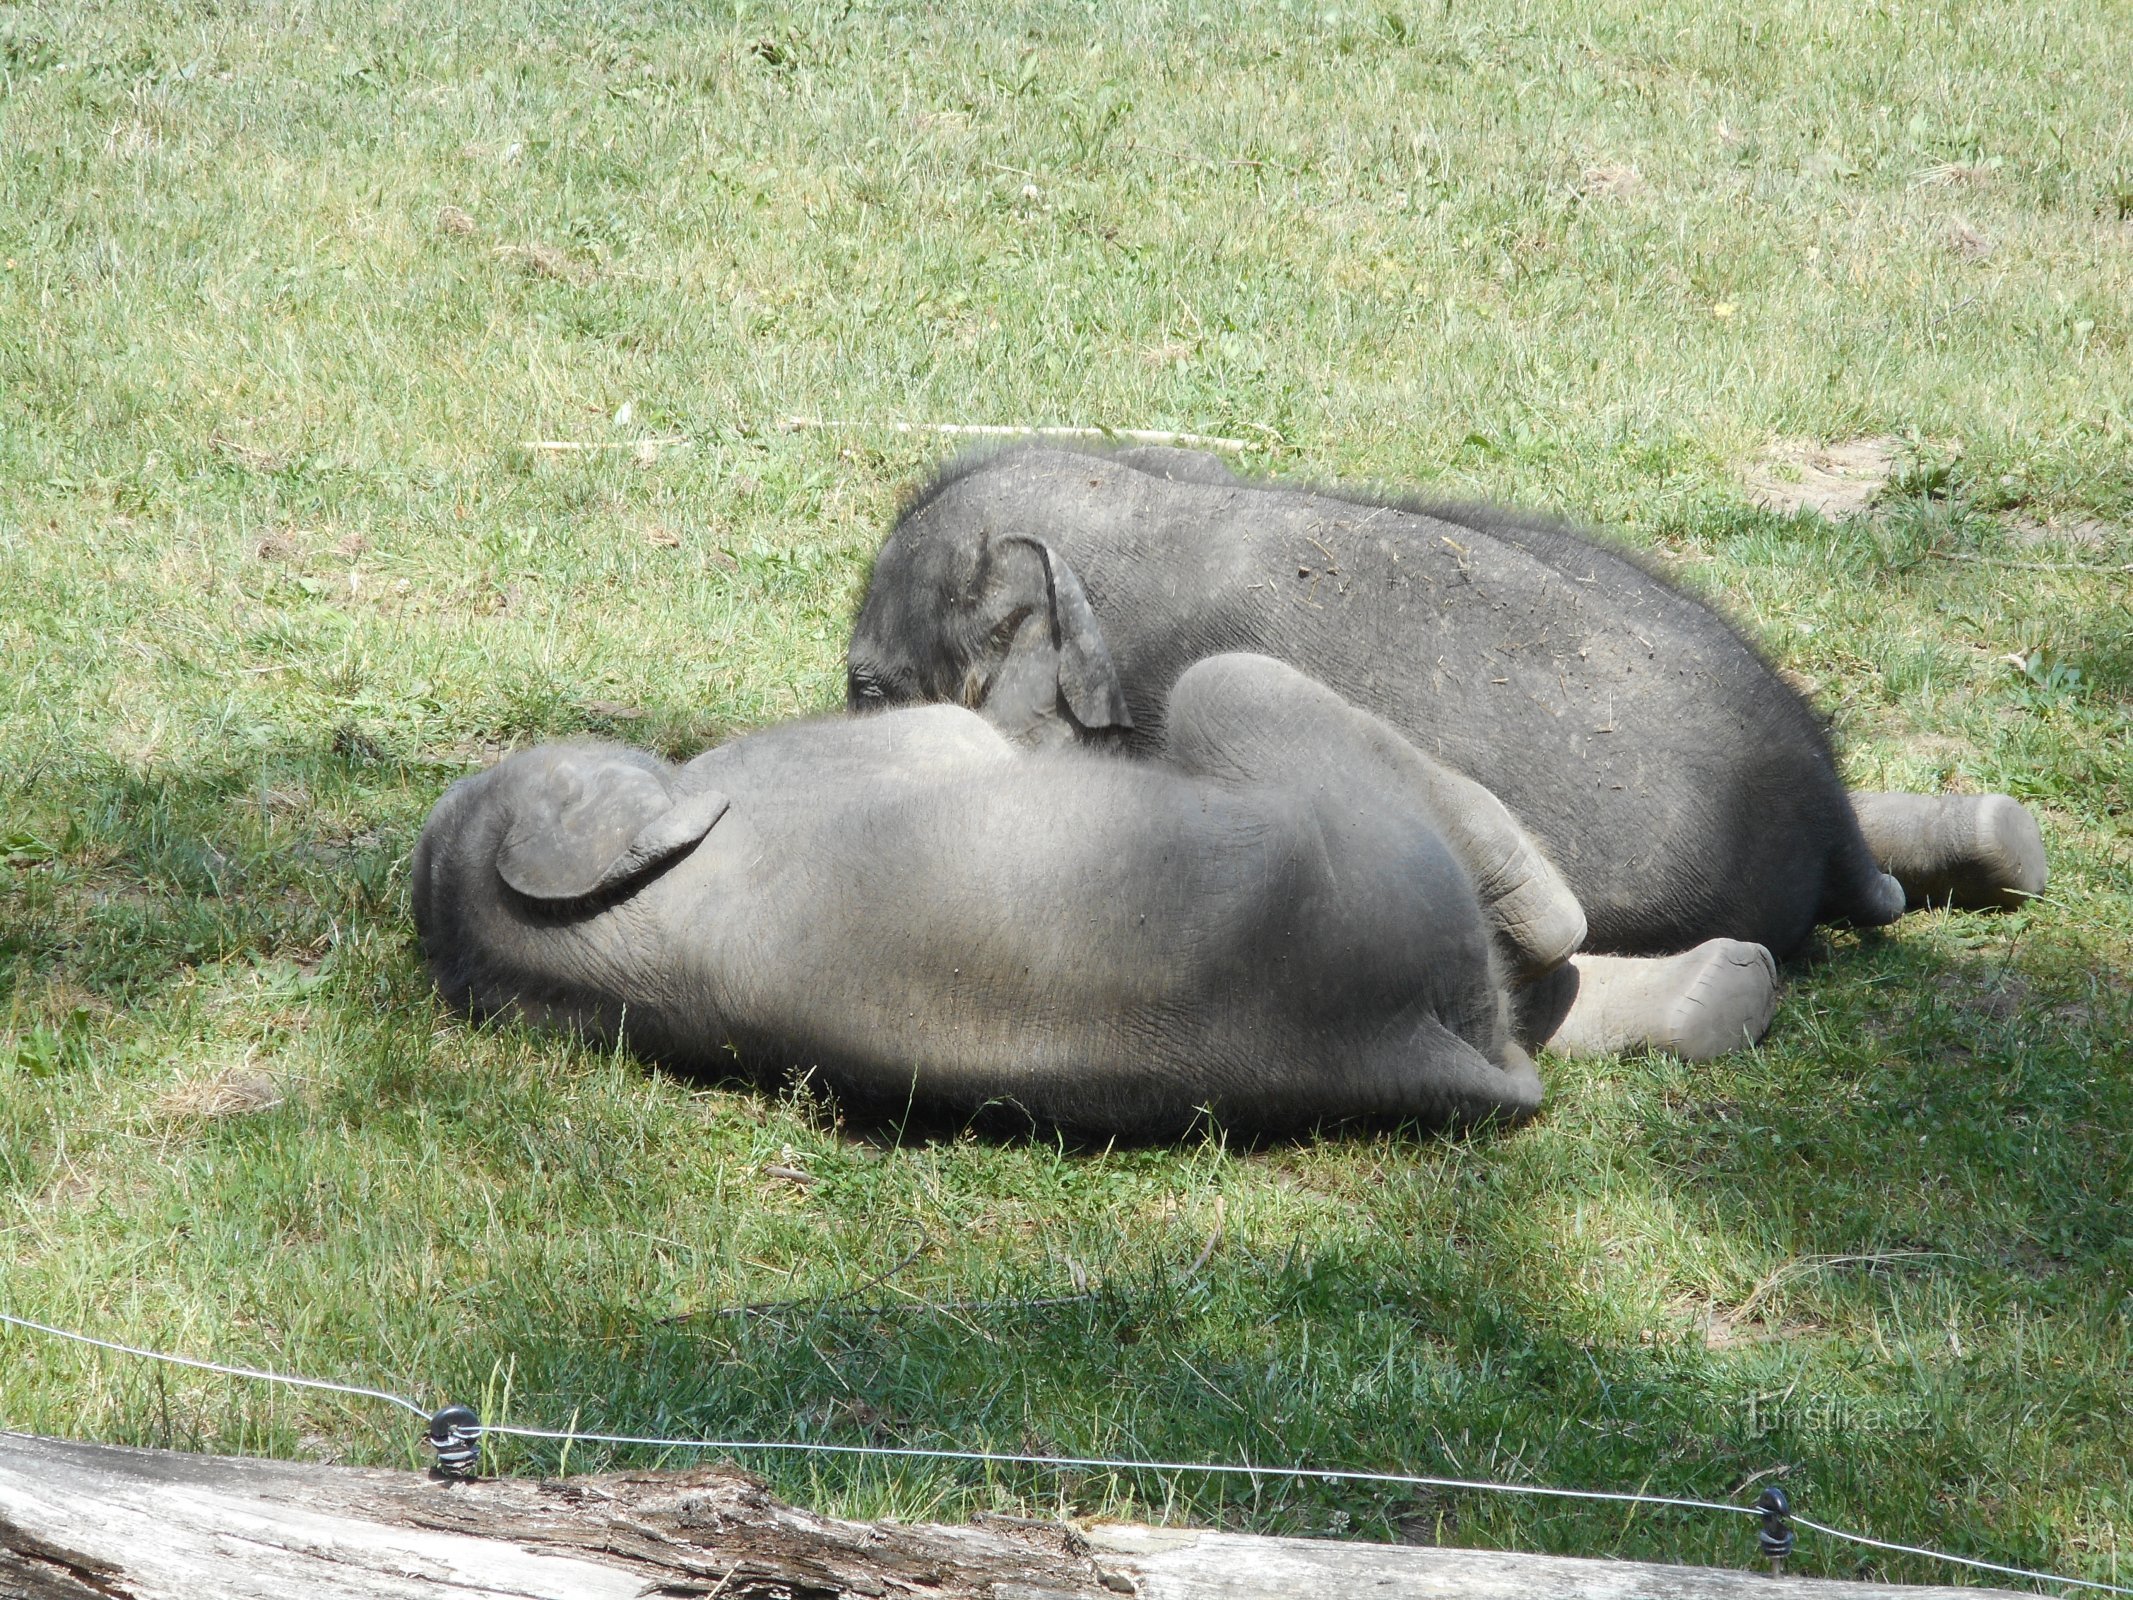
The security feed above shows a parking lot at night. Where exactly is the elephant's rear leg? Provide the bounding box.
[1164,654,1586,981]
[1851,792,2047,911]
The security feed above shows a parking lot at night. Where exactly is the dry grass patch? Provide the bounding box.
[1915,160,2001,188]
[1941,218,1995,260]
[1740,437,1902,519]
[210,433,289,475]
[493,241,596,284]
[154,1063,288,1125]
[1578,163,1644,200]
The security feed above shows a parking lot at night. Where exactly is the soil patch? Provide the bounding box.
[1741,436,1901,519]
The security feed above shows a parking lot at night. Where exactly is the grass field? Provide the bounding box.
[2,0,2130,1584]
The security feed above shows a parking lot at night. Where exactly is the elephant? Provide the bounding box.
[413,654,1618,1138]
[844,445,2046,1040]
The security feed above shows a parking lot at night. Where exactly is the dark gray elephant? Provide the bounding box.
[844,444,2045,973]
[413,654,1600,1137]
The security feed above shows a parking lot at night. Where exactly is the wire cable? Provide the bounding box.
[1792,1515,2133,1597]
[476,1421,1757,1519]
[5,1309,2127,1595]
[0,1311,430,1420]
[470,1423,2133,1594]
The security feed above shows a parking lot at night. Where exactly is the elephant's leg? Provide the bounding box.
[1397,754,1588,981]
[1541,940,1779,1061]
[1850,792,2047,911]
[1163,654,1586,980]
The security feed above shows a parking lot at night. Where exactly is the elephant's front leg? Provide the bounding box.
[1850,792,2047,911]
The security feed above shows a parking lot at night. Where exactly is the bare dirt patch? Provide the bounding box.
[1915,160,1999,189]
[1741,436,1901,519]
[2004,514,2115,552]
[1891,731,1975,778]
[495,241,596,284]
[426,735,513,770]
[1679,1297,1825,1351]
[212,432,289,475]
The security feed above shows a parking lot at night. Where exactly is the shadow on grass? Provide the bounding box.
[4,744,2127,1585]
[401,934,2133,1580]
[0,703,737,1013]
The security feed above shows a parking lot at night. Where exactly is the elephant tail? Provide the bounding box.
[1817,807,1906,931]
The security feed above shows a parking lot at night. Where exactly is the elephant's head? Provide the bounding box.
[411,743,729,1022]
[846,519,1131,749]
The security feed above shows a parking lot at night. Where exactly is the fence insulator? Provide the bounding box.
[1757,1486,1795,1570]
[426,1405,483,1477]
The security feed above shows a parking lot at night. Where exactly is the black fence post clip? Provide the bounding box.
[426,1404,483,1478]
[1757,1485,1795,1573]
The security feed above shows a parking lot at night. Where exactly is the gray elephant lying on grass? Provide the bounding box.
[413,653,1716,1137]
[844,445,2048,1057]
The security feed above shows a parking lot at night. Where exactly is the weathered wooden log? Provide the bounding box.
[0,1431,2020,1599]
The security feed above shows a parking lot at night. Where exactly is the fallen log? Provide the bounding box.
[0,1431,2021,1599]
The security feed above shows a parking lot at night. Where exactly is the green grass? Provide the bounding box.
[2,0,2130,1585]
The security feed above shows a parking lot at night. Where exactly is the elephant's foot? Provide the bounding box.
[1544,940,1779,1061]
[1850,792,2047,911]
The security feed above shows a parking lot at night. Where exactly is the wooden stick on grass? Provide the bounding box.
[780,417,1255,452]
[520,437,694,457]
[1929,551,2131,575]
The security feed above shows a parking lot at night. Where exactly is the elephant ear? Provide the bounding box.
[497,764,730,902]
[1001,535,1133,731]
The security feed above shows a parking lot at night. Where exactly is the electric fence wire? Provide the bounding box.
[5,1309,2127,1596]
[0,1311,430,1419]
[477,1416,1758,1520]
